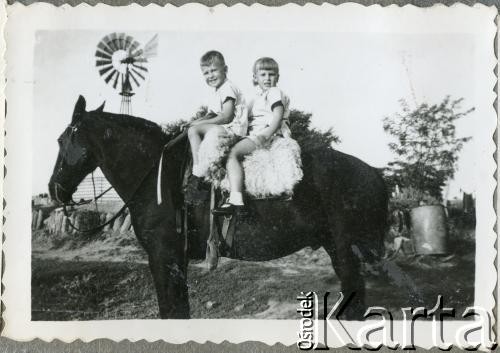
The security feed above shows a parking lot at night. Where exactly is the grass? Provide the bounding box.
[31,211,476,320]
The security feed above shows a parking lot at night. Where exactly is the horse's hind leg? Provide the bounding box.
[323,220,366,320]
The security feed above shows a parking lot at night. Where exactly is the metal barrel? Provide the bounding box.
[410,205,448,255]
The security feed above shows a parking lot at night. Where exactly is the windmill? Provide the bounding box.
[95,33,158,115]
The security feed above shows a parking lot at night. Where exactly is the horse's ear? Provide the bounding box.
[72,95,86,123]
[96,101,106,113]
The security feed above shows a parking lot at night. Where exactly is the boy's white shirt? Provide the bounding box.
[207,79,248,136]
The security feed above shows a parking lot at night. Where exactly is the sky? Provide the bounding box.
[33,30,482,198]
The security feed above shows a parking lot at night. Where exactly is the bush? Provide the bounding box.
[383,97,473,203]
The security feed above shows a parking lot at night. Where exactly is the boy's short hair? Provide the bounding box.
[253,57,280,85]
[200,51,226,67]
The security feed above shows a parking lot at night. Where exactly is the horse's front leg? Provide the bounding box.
[145,229,190,319]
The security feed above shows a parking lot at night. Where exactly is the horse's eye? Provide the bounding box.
[57,137,62,145]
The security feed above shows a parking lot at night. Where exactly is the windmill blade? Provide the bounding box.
[133,57,148,64]
[97,41,114,56]
[123,35,134,50]
[131,67,145,81]
[99,65,114,77]
[142,34,158,59]
[132,63,148,72]
[104,33,118,52]
[117,33,127,50]
[96,59,112,67]
[128,40,140,54]
[111,33,122,52]
[104,69,117,84]
[109,32,121,52]
[95,50,112,60]
[128,70,140,87]
[113,71,120,89]
[116,33,123,50]
[131,48,144,58]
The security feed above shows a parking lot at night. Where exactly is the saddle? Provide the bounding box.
[157,130,301,271]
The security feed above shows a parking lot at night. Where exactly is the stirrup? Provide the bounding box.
[212,203,243,216]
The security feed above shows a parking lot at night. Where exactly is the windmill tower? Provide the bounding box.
[95,33,158,115]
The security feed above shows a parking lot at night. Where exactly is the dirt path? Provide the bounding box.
[32,231,475,320]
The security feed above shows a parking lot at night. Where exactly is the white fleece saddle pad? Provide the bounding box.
[197,128,303,198]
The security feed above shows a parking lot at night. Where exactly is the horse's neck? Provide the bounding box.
[88,114,167,201]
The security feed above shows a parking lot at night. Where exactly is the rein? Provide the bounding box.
[63,201,129,234]
[65,185,114,207]
[60,164,156,234]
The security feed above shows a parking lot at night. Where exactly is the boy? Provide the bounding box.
[186,51,247,198]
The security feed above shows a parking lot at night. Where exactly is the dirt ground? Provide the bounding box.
[31,218,475,321]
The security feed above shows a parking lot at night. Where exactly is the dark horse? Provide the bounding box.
[49,96,388,319]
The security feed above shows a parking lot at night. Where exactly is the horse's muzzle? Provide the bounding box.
[48,180,74,204]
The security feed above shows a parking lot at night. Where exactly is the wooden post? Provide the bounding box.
[103,213,113,231]
[36,210,43,230]
[120,214,131,234]
[112,214,124,232]
[69,213,76,233]
[32,211,37,231]
[61,216,68,234]
[48,214,55,234]
[73,214,80,234]
[56,211,64,234]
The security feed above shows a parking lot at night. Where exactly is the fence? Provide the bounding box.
[72,175,121,203]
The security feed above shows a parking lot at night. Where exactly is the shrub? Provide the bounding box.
[383,96,473,203]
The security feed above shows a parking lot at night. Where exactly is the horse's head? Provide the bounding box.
[48,96,105,204]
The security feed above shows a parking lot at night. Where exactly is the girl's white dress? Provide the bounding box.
[246,86,291,147]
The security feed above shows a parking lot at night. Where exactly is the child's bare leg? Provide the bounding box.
[188,124,224,176]
[225,138,258,205]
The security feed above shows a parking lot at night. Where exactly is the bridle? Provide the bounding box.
[54,121,158,234]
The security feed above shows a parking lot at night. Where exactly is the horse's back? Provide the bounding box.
[301,147,387,212]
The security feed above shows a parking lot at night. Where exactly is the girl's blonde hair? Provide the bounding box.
[253,57,279,86]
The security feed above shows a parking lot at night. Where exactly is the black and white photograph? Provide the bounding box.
[3,3,497,347]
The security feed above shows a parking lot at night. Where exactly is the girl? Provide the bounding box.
[213,57,291,214]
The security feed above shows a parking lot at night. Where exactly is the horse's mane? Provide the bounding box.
[89,110,178,147]
[95,111,162,132]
